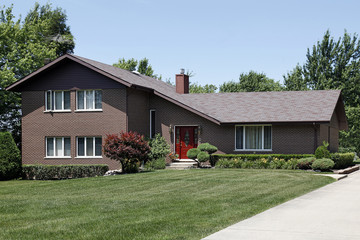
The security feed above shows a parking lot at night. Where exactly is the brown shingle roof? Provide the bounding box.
[6,54,344,126]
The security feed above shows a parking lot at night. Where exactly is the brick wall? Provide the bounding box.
[127,88,150,136]
[21,89,126,169]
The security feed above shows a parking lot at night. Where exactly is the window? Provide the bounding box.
[77,137,102,157]
[235,125,272,150]
[77,90,102,110]
[150,109,155,138]
[46,137,71,157]
[45,91,70,111]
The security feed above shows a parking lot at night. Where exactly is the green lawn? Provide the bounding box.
[0,169,334,240]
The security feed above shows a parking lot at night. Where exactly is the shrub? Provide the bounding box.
[103,131,150,173]
[315,142,331,159]
[145,157,166,171]
[282,158,299,170]
[22,164,109,180]
[330,152,355,169]
[297,157,316,170]
[0,132,21,180]
[311,158,335,171]
[197,143,218,166]
[197,143,218,154]
[148,134,171,161]
[187,148,200,160]
[197,152,210,162]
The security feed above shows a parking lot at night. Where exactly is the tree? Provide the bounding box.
[339,107,360,154]
[103,131,151,173]
[0,3,74,146]
[0,132,21,180]
[189,83,218,93]
[219,71,284,92]
[113,57,160,79]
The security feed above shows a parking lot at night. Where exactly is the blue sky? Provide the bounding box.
[3,0,360,87]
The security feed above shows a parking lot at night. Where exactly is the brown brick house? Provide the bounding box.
[6,54,348,169]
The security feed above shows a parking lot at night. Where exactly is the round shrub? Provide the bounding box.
[197,151,210,162]
[311,158,335,171]
[0,132,21,180]
[297,157,316,170]
[315,146,331,159]
[187,148,200,160]
[148,134,171,161]
[198,143,218,154]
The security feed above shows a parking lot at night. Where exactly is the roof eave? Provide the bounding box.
[5,54,133,92]
[153,91,221,125]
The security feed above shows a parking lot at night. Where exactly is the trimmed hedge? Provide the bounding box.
[213,154,314,162]
[0,132,21,180]
[330,153,355,169]
[22,164,109,180]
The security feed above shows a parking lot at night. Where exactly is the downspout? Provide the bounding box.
[313,122,317,153]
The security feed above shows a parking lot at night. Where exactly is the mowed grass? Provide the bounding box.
[0,169,334,240]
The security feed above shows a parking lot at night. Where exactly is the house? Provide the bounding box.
[6,54,348,169]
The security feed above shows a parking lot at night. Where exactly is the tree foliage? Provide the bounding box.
[219,71,284,92]
[339,107,360,154]
[103,131,150,173]
[113,57,160,79]
[0,3,74,146]
[189,83,218,93]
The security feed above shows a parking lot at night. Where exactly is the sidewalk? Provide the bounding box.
[203,171,360,240]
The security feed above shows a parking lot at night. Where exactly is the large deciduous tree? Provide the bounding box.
[219,71,284,92]
[0,3,74,146]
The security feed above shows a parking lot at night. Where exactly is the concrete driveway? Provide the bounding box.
[203,171,360,240]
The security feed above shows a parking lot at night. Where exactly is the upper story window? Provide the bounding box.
[45,91,70,111]
[76,90,102,111]
[235,125,272,151]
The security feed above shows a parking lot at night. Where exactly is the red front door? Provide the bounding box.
[175,126,198,159]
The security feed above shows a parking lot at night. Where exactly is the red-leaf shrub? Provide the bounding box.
[103,131,150,173]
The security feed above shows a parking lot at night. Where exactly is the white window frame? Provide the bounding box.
[45,137,71,158]
[75,90,102,112]
[150,109,155,139]
[45,90,71,112]
[76,136,102,158]
[234,125,272,151]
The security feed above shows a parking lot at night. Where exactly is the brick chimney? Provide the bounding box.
[176,69,189,94]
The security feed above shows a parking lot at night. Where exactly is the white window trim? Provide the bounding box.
[76,136,103,158]
[234,125,272,151]
[45,137,71,158]
[149,109,155,139]
[44,90,71,112]
[76,90,102,111]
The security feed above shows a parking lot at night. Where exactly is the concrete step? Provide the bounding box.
[166,161,198,170]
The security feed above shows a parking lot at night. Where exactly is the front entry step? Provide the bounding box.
[166,160,198,170]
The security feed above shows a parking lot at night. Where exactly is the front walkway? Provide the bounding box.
[203,171,360,240]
